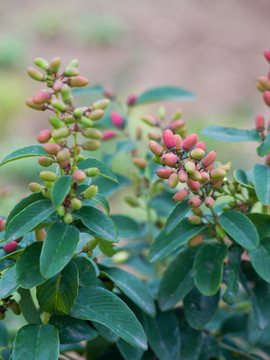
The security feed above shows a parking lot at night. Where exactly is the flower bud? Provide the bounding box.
[64,213,73,224]
[80,116,94,127]
[158,106,166,120]
[102,130,115,140]
[192,208,203,216]
[53,80,64,93]
[178,169,188,183]
[149,140,164,156]
[169,120,185,131]
[88,109,105,121]
[51,100,67,112]
[35,229,46,242]
[29,182,42,193]
[49,57,61,73]
[92,99,110,110]
[44,181,54,188]
[217,162,231,172]
[188,234,204,247]
[264,50,270,64]
[0,219,6,232]
[190,148,205,160]
[61,84,72,104]
[161,153,178,167]
[27,66,44,81]
[57,206,65,217]
[37,129,51,143]
[187,179,200,192]
[124,197,139,207]
[72,170,87,183]
[195,141,206,152]
[111,112,124,127]
[188,216,202,225]
[257,77,270,91]
[157,168,173,179]
[188,197,202,208]
[25,98,46,110]
[172,109,182,121]
[73,107,88,118]
[82,128,103,140]
[182,134,198,151]
[174,134,183,149]
[185,161,196,174]
[127,94,137,106]
[205,196,215,208]
[168,172,178,188]
[263,91,270,107]
[255,114,265,132]
[64,67,79,77]
[34,57,49,70]
[71,198,82,210]
[163,129,176,149]
[68,76,89,87]
[83,185,98,199]
[202,151,217,168]
[56,148,70,162]
[33,91,51,104]
[148,129,162,141]
[42,188,52,200]
[189,170,202,182]
[133,157,147,170]
[201,171,210,183]
[212,179,224,189]
[39,171,58,182]
[86,167,99,177]
[173,188,189,202]
[210,169,226,179]
[141,114,158,126]
[51,127,70,140]
[43,143,61,155]
[152,155,162,165]
[4,241,18,253]
[48,116,65,129]
[216,225,226,239]
[82,140,101,151]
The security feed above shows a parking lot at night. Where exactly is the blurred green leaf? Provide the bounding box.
[0,145,47,167]
[201,125,261,142]
[253,164,270,205]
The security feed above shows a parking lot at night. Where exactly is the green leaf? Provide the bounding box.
[117,338,144,360]
[18,288,42,324]
[15,242,47,288]
[164,199,190,234]
[94,175,131,198]
[49,315,98,344]
[0,258,15,272]
[143,310,180,360]
[73,257,98,286]
[193,243,228,296]
[222,246,242,304]
[93,322,119,342]
[12,324,59,360]
[72,85,106,95]
[99,265,156,317]
[253,164,270,205]
[0,321,8,347]
[5,200,55,242]
[85,194,110,215]
[218,211,259,250]
[0,265,19,298]
[134,86,195,106]
[0,145,47,167]
[249,238,270,283]
[183,288,220,329]
[149,192,175,217]
[51,175,72,208]
[201,125,261,142]
[149,219,206,262]
[37,261,79,315]
[110,215,142,239]
[40,222,80,278]
[246,213,270,240]
[74,206,118,242]
[70,286,147,350]
[78,157,118,183]
[98,238,116,257]
[234,169,254,188]
[158,246,196,311]
[257,132,270,157]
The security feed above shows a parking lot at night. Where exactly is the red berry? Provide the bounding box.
[161,153,178,167]
[156,168,173,179]
[33,91,51,104]
[127,94,137,106]
[72,170,87,183]
[255,114,265,132]
[195,141,206,152]
[173,188,189,202]
[163,129,176,149]
[188,197,202,208]
[182,134,198,151]
[187,179,200,192]
[263,91,270,107]
[149,140,164,156]
[102,130,116,140]
[111,112,124,127]
[4,241,18,253]
[202,151,217,168]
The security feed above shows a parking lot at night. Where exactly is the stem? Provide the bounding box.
[209,206,217,226]
[219,342,256,360]
[70,131,78,199]
[43,312,51,324]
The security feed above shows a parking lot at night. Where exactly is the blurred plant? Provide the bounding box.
[0,35,25,68]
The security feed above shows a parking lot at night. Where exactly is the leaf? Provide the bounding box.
[110,215,142,239]
[70,286,147,350]
[73,257,98,286]
[183,288,220,329]
[94,175,131,198]
[158,246,196,311]
[257,132,270,157]
[234,169,254,188]
[218,211,259,250]
[51,175,72,208]
[0,258,15,272]
[0,265,19,298]
[149,192,175,217]
[78,157,118,183]
[164,199,190,234]
[18,288,42,324]
[222,246,242,304]
[201,125,261,142]
[85,194,110,215]
[253,164,270,205]
[50,315,98,344]
[249,238,270,283]
[0,321,8,347]
[149,219,206,262]
[193,243,228,296]
[5,200,55,242]
[37,261,79,315]
[15,242,47,288]
[93,322,119,342]
[117,338,144,360]
[0,145,47,167]
[12,324,59,360]
[40,222,80,278]
[74,206,118,242]
[99,265,156,317]
[246,213,270,240]
[72,85,106,95]
[98,238,116,257]
[134,86,195,106]
[143,310,180,360]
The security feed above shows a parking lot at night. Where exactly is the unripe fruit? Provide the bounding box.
[172,188,189,202]
[212,179,224,190]
[102,130,115,140]
[48,116,65,129]
[189,170,202,182]
[88,109,104,121]
[61,84,72,104]
[73,107,88,118]
[174,134,183,149]
[187,179,201,192]
[190,148,205,160]
[82,140,101,151]
[158,106,166,120]
[43,143,61,155]
[148,129,162,141]
[44,181,55,188]
[255,114,265,132]
[125,197,139,207]
[217,162,231,172]
[57,206,65,217]
[25,98,46,111]
[141,113,158,126]
[27,66,44,81]
[83,185,98,199]
[168,172,178,188]
[188,216,202,225]
[29,182,42,193]
[264,50,270,64]
[86,167,99,177]
[257,77,270,91]
[4,241,18,253]
[82,128,103,139]
[39,171,58,182]
[263,91,270,107]
[210,168,226,179]
[51,100,67,112]
[161,153,178,167]
[80,116,94,127]
[53,80,64,93]
[68,76,89,87]
[188,234,204,247]
[133,157,146,170]
[35,229,46,242]
[0,219,6,232]
[178,169,188,183]
[10,300,21,315]
[202,151,217,168]
[51,127,70,140]
[192,207,203,216]
[205,196,215,208]
[172,109,182,121]
[111,112,124,127]
[127,94,137,106]
[49,57,61,73]
[92,99,110,110]
[37,129,51,143]
[71,198,82,210]
[56,148,70,162]
[64,67,79,77]
[152,155,163,165]
[216,225,226,239]
[195,141,206,152]
[72,170,87,183]
[67,59,79,68]
[169,119,185,131]
[59,160,71,169]
[64,213,73,224]
[182,134,198,151]
[149,140,164,156]
[33,91,51,104]
[201,171,210,183]
[34,57,49,70]
[157,168,173,179]
[185,161,196,174]
[188,197,202,208]
[163,129,176,149]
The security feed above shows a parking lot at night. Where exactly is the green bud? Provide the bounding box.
[86,167,99,177]
[51,127,70,139]
[44,181,54,188]
[216,225,226,239]
[172,109,182,121]
[77,155,85,163]
[80,116,94,127]
[61,84,72,104]
[33,57,49,71]
[188,216,202,225]
[73,107,88,118]
[185,161,196,174]
[57,206,65,217]
[39,171,58,182]
[67,59,79,68]
[51,100,67,112]
[49,57,61,73]
[38,156,53,167]
[152,155,163,165]
[168,172,178,188]
[124,197,139,207]
[42,187,52,200]
[56,148,70,162]
[88,109,104,121]
[64,67,79,77]
[64,213,73,224]
[71,198,82,210]
[189,170,202,182]
[82,140,100,151]
[83,185,98,199]
[83,239,98,252]
[112,251,129,264]
[190,148,205,160]
[27,66,44,81]
[92,99,110,110]
[82,128,102,139]
[158,106,166,120]
[29,182,42,193]
[48,116,65,129]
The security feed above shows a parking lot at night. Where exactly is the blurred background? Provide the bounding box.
[0,0,269,214]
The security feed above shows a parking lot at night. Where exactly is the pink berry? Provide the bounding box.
[255,114,265,132]
[182,134,198,151]
[202,151,217,168]
[111,112,124,127]
[173,188,189,202]
[169,120,185,131]
[188,197,202,208]
[264,50,270,64]
[33,91,51,104]
[195,141,206,152]
[37,129,51,144]
[161,153,178,167]
[4,241,18,253]
[156,168,173,179]
[174,134,183,149]
[187,179,200,192]
[205,197,215,208]
[72,170,87,183]
[149,140,164,156]
[127,94,137,106]
[43,143,61,155]
[102,130,116,140]
[263,91,270,107]
[163,129,176,149]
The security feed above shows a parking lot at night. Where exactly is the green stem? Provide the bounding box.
[70,131,78,199]
[218,342,256,360]
[43,312,51,324]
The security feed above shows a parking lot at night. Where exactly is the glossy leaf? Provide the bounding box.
[0,258,15,272]
[40,222,80,278]
[70,286,147,350]
[72,84,106,95]
[12,324,59,360]
[94,175,131,198]
[98,238,116,256]
[201,125,261,142]
[51,175,72,208]
[0,265,19,298]
[5,200,55,242]
[253,164,270,205]
[149,192,175,217]
[85,194,110,215]
[234,169,254,188]
[78,157,118,183]
[110,215,142,239]
[93,322,119,342]
[257,132,270,157]
[99,265,156,317]
[249,238,270,282]
[18,288,42,324]
[134,86,195,106]
[177,313,202,360]
[73,256,98,286]
[74,206,118,242]
[0,145,47,167]
[222,246,242,304]
[218,211,259,250]
[193,243,228,296]
[149,219,206,262]
[0,321,8,347]
[117,338,144,360]
[246,213,270,240]
[183,288,220,329]
[158,246,196,311]
[164,199,190,234]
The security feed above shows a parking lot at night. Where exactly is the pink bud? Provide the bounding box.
[102,130,116,140]
[264,50,270,64]
[195,141,206,152]
[25,98,46,111]
[173,188,189,202]
[178,169,188,183]
[43,143,61,155]
[111,112,124,127]
[174,134,183,149]
[188,197,202,208]
[263,91,270,107]
[133,157,146,170]
[68,76,89,88]
[161,153,178,167]
[156,168,173,179]
[4,241,18,253]
[149,140,164,156]
[182,134,198,151]
[72,170,87,183]
[103,86,114,98]
[187,179,200,192]
[0,219,6,232]
[37,129,51,144]
[53,80,64,93]
[127,94,137,106]
[202,151,217,168]
[163,129,176,149]
[255,114,265,132]
[33,91,51,104]
[205,196,215,208]
[169,120,185,131]
[201,171,210,183]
